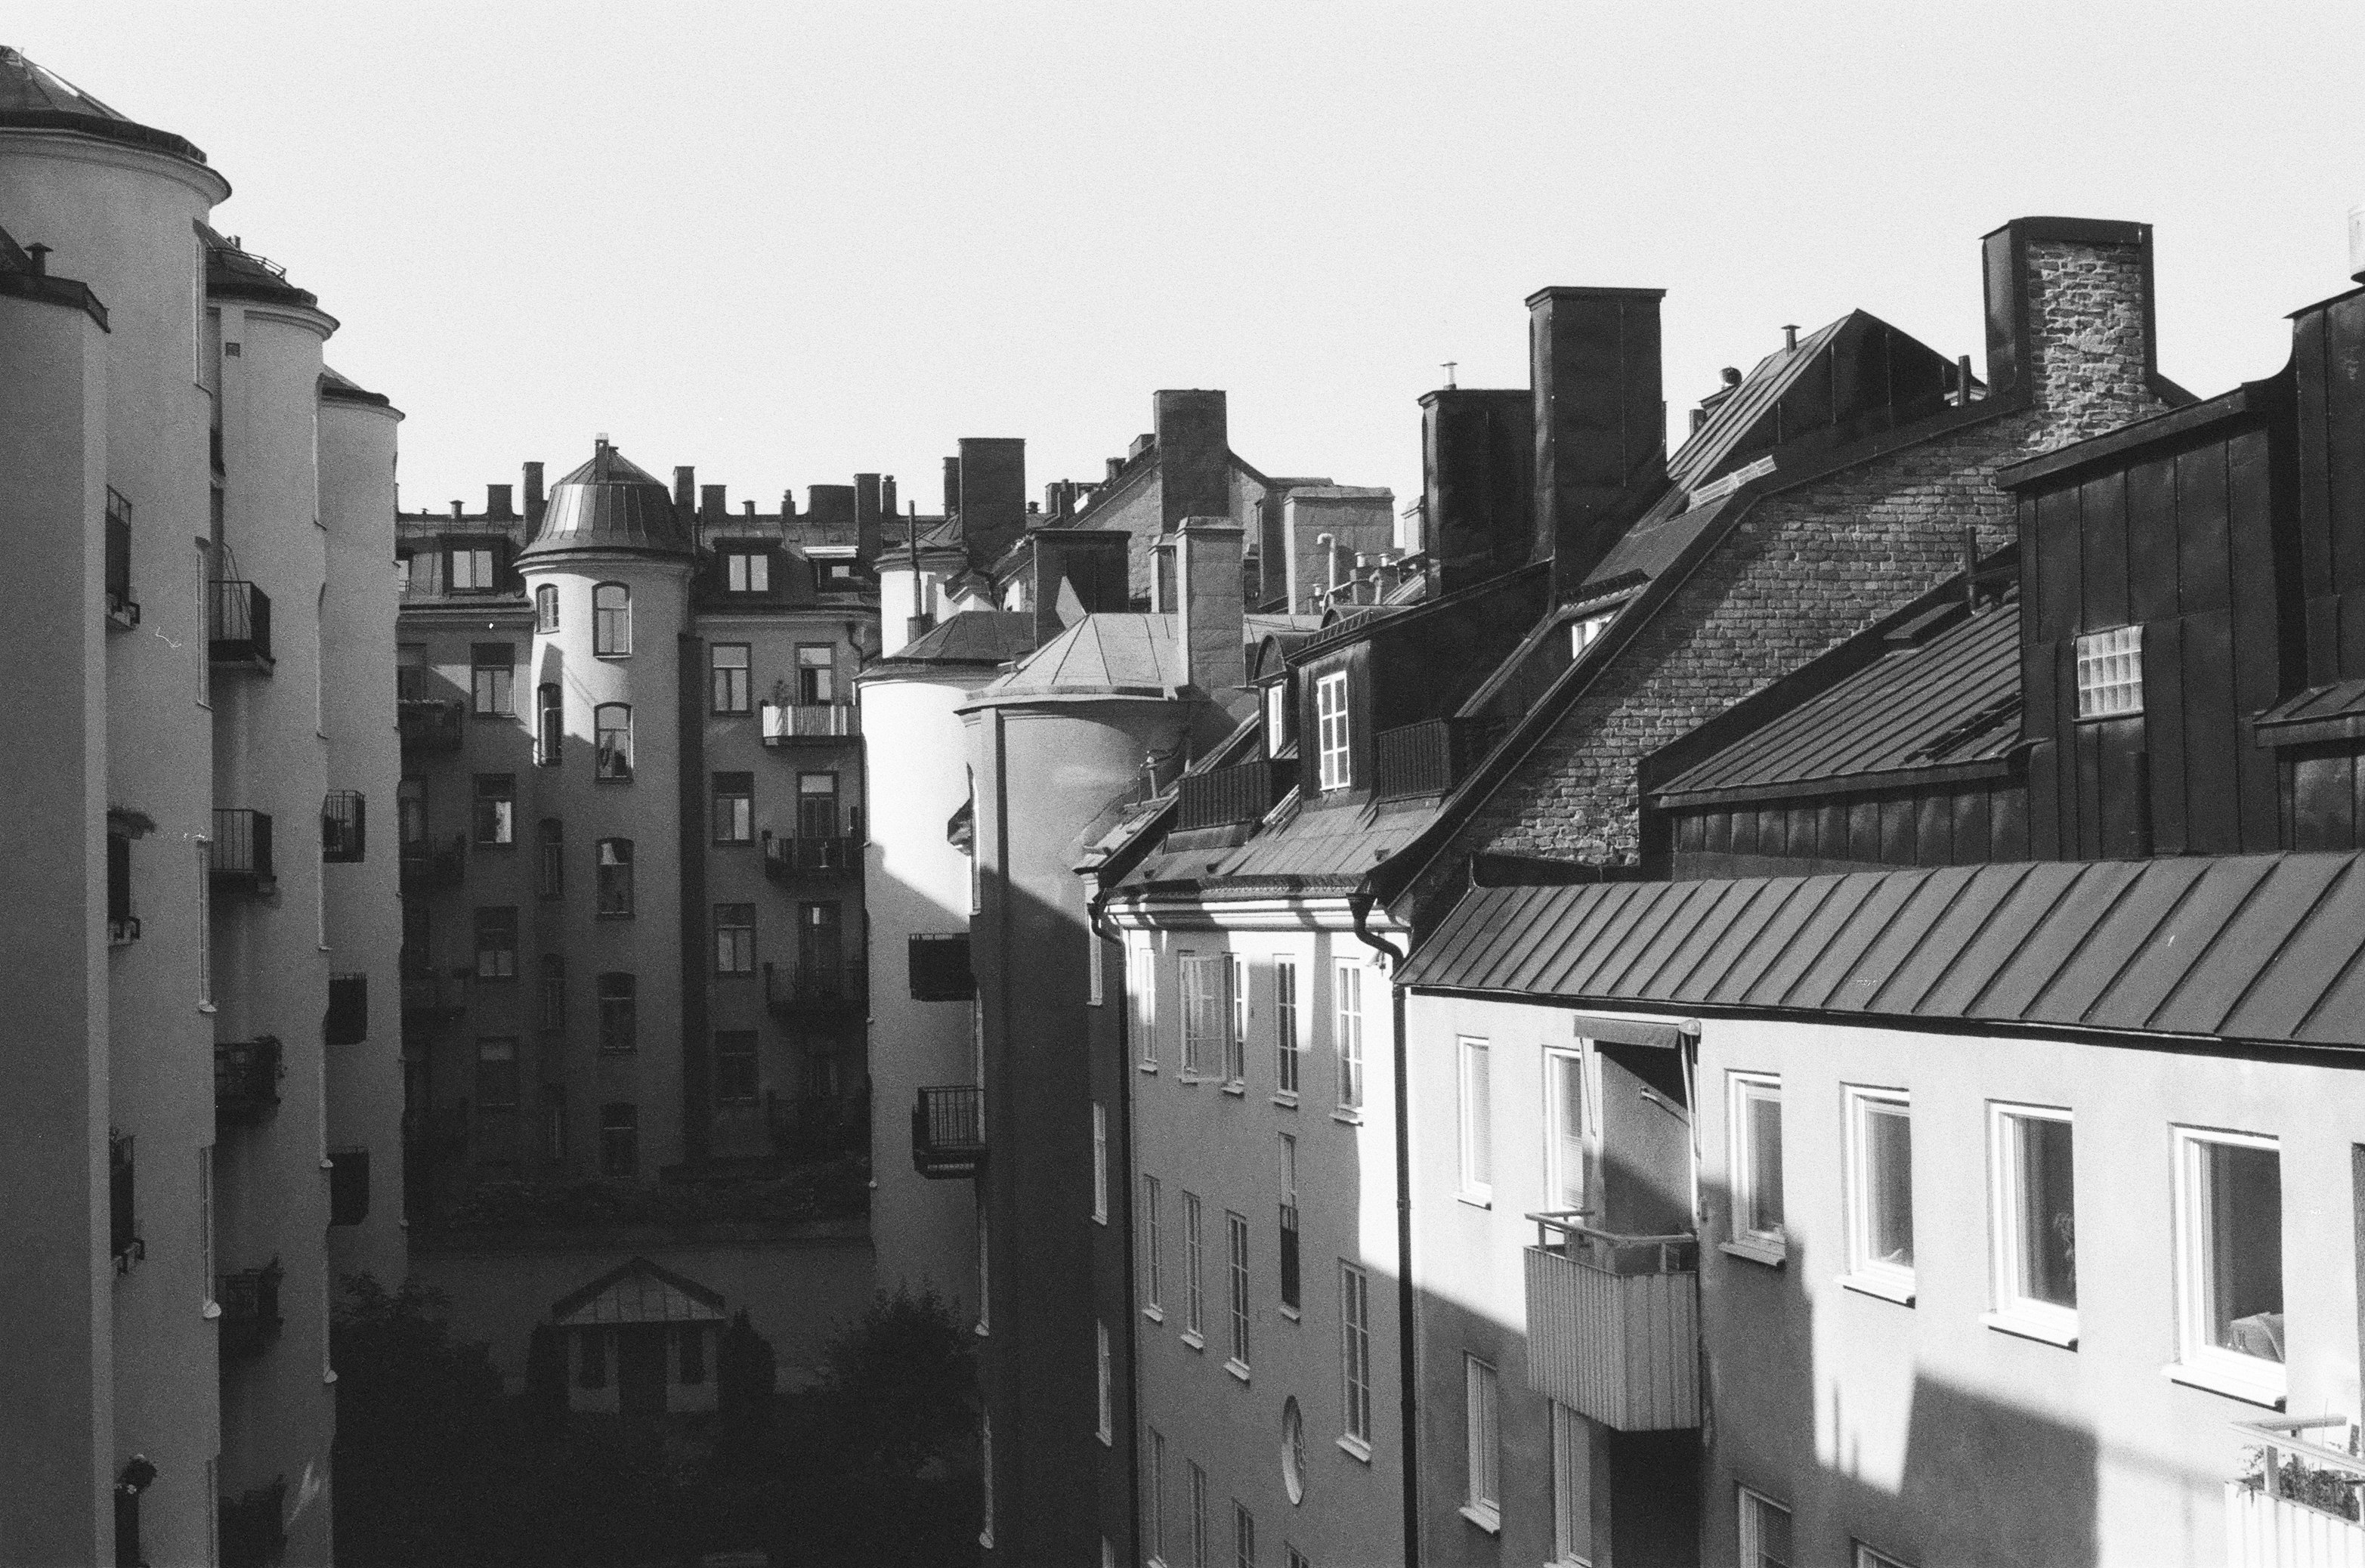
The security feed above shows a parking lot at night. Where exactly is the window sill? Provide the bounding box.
[198,1002,218,1015]
[1142,1306,1164,1324]
[1332,1109,1364,1127]
[2164,1358,2287,1410]
[1458,1191,1493,1211]
[1098,1428,1114,1448]
[1838,1272,1916,1307]
[1720,1238,1788,1268]
[1139,1062,1159,1075]
[1337,1435,1372,1464]
[1272,1093,1299,1111]
[1220,1083,1246,1099]
[1180,1331,1204,1352]
[1224,1359,1251,1384]
[1278,1304,1301,1322]
[1982,1309,2078,1350]
[1458,1504,1501,1536]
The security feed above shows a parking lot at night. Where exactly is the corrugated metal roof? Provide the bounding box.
[1401,851,2365,1050]
[1652,596,2022,802]
[518,441,695,561]
[1667,317,1849,493]
[549,1257,727,1326]
[0,45,208,165]
[1130,793,1436,886]
[970,612,1186,701]
[883,610,1037,666]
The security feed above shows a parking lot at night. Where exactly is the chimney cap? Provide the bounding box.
[1523,285,1668,309]
[1782,323,1800,350]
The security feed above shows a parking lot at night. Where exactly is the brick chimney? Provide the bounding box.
[1155,391,1229,533]
[1980,217,2163,442]
[1421,387,1534,595]
[673,465,695,518]
[957,437,1028,565]
[1164,515,1246,703]
[487,483,514,520]
[807,484,856,540]
[855,473,883,563]
[1528,286,1667,595]
[700,483,725,522]
[522,462,546,533]
[942,456,962,520]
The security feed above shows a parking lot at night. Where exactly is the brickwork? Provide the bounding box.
[2025,240,2157,443]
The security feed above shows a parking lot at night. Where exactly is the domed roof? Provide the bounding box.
[0,46,209,168]
[518,439,694,563]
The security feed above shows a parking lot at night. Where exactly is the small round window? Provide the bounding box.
[1281,1396,1306,1504]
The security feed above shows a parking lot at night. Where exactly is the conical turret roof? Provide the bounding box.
[0,45,209,167]
[518,439,694,562]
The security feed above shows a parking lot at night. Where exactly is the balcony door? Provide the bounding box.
[617,1326,667,1416]
[800,904,844,995]
[798,773,838,840]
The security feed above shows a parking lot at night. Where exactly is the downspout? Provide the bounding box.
[1095,882,1143,1568]
[1349,892,1417,1567]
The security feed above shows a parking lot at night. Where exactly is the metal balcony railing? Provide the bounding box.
[400,974,465,1032]
[208,579,273,670]
[104,493,138,629]
[764,958,864,1017]
[1372,714,1505,801]
[398,833,465,892]
[911,1085,985,1178]
[397,697,464,752]
[216,1260,284,1362]
[1176,756,1297,830]
[209,809,275,888]
[2227,1416,2365,1566]
[321,790,366,863]
[215,1036,283,1124]
[1523,1212,1700,1431]
[762,833,861,881]
[760,700,859,744]
[324,973,368,1046]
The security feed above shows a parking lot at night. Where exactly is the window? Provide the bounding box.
[1463,1354,1501,1531]
[1844,1087,1915,1301]
[1281,1396,1306,1503]
[476,1037,519,1111]
[594,704,632,781]
[1738,1487,1792,1568]
[1730,1073,1785,1260]
[194,837,212,1007]
[395,642,427,702]
[1458,1038,1493,1203]
[679,1323,706,1385]
[797,772,839,838]
[1133,945,1159,1070]
[1334,963,1364,1113]
[798,902,846,991]
[579,1329,608,1388]
[536,684,562,766]
[1855,1546,1913,1568]
[1145,1424,1167,1564]
[727,550,771,594]
[1184,1191,1206,1343]
[2074,624,2143,719]
[1287,1551,1309,1568]
[1093,1103,1109,1223]
[1315,671,1351,791]
[599,1103,637,1176]
[593,583,630,655]
[537,818,564,898]
[474,907,518,979]
[473,774,515,846]
[471,642,514,716]
[1182,953,1227,1080]
[1550,1399,1591,1566]
[597,973,636,1054]
[1263,679,1290,755]
[1142,1173,1164,1316]
[797,642,836,704]
[1570,609,1614,657]
[1226,1211,1251,1373]
[1233,1502,1256,1568]
[1278,1133,1300,1311]
[534,583,558,632]
[1226,954,1247,1084]
[1545,1048,1587,1215]
[980,1409,994,1549]
[540,1084,567,1165]
[595,838,633,917]
[1096,1319,1114,1443]
[538,954,564,1031]
[711,643,751,713]
[1340,1262,1371,1449]
[1988,1103,2076,1344]
[712,903,756,973]
[1088,923,1105,1006]
[1275,957,1300,1096]
[715,1030,759,1104]
[1189,1462,1209,1568]
[449,543,497,592]
[2172,1127,2285,1402]
[713,772,753,843]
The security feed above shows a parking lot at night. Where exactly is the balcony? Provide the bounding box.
[2228,1417,2365,1568]
[399,833,465,892]
[760,701,859,745]
[209,809,275,891]
[216,1259,284,1362]
[1373,714,1503,801]
[209,579,274,671]
[104,494,138,630]
[215,1036,283,1124]
[400,974,465,1033]
[1523,1213,1699,1431]
[325,973,368,1046]
[321,790,366,862]
[1176,756,1297,830]
[763,833,861,880]
[765,959,864,1019]
[911,1085,985,1178]
[397,697,465,753]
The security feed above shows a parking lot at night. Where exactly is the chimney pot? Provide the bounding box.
[450,500,464,518]
[744,500,756,515]
[1723,367,1742,387]
[24,242,48,275]
[1782,324,1799,351]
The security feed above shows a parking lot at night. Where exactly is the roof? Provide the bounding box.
[0,218,106,326]
[876,610,1037,668]
[0,45,209,167]
[1127,790,1436,889]
[202,226,318,310]
[318,365,392,410]
[968,613,1188,704]
[1652,595,2021,805]
[1666,317,1848,493]
[517,440,694,562]
[1401,850,2365,1051]
[549,1257,727,1327]
[2252,679,2365,748]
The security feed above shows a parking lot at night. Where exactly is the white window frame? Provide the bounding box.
[1182,952,1227,1081]
[2169,1124,2288,1406]
[1226,1210,1252,1378]
[1334,961,1364,1116]
[1458,1038,1493,1206]
[1544,1047,1588,1219]
[1461,1353,1501,1533]
[1096,1318,1114,1443]
[194,836,214,1010]
[1855,1544,1913,1568]
[1339,1261,1372,1456]
[1183,1190,1206,1345]
[1233,1500,1256,1568]
[1087,920,1105,1007]
[1092,1102,1108,1224]
[1274,956,1300,1099]
[1550,1399,1591,1566]
[1841,1085,1915,1304]
[2074,623,2144,719]
[1227,953,1248,1087]
[1281,1395,1306,1504]
[1738,1486,1792,1568]
[1190,1462,1210,1568]
[1570,609,1614,657]
[1133,941,1158,1070]
[1984,1102,2077,1347]
[979,1408,994,1549]
[1315,671,1351,791]
[1142,1172,1164,1319]
[1263,680,1288,754]
[1727,1072,1786,1264]
[1145,1423,1168,1566]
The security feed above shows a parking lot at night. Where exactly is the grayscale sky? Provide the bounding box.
[19,2,2365,520]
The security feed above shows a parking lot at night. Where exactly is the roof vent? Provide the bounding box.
[1782,325,1799,351]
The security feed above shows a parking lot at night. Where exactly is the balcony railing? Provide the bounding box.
[2229,1417,2365,1568]
[217,1259,284,1362]
[325,973,368,1046]
[209,809,275,889]
[209,579,274,670]
[397,697,464,753]
[215,1036,283,1124]
[400,974,465,1032]
[760,701,859,744]
[104,499,138,629]
[765,958,864,1017]
[1523,1212,1699,1431]
[322,790,366,862]
[399,833,465,892]
[763,833,861,880]
[1176,756,1297,830]
[911,1085,985,1178]
[1372,714,1503,801]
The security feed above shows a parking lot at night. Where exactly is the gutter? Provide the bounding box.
[1349,892,1418,1566]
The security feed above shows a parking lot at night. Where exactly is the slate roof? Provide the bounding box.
[968,613,1188,704]
[1402,850,2365,1050]
[0,45,209,166]
[518,441,694,561]
[549,1257,727,1326]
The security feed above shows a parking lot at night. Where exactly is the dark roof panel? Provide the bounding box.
[0,45,209,166]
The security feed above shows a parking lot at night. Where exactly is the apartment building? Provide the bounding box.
[0,45,404,1568]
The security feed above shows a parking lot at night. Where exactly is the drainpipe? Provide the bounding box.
[1349,892,1417,1566]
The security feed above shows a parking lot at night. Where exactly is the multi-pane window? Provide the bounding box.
[1144,1424,1167,1563]
[1340,1262,1371,1448]
[1855,1543,1914,1568]
[476,1037,519,1112]
[1989,1104,2076,1341]
[797,643,836,704]
[474,906,518,980]
[726,550,771,594]
[597,973,636,1053]
[594,704,632,781]
[1232,1502,1256,1568]
[2173,1127,2285,1399]
[799,902,846,991]
[1226,954,1247,1084]
[1334,963,1364,1112]
[1315,671,1351,791]
[1142,1174,1163,1315]
[1844,1087,1915,1297]
[2074,624,2143,719]
[711,643,751,713]
[593,583,631,655]
[715,1030,759,1104]
[471,642,515,716]
[713,772,753,843]
[1730,1073,1784,1256]
[797,773,839,838]
[1274,957,1300,1096]
[1464,1354,1501,1529]
[538,954,564,1031]
[1133,945,1159,1069]
[1226,1211,1251,1372]
[1278,1133,1300,1311]
[1189,1462,1209,1568]
[396,642,427,702]
[1096,1319,1113,1443]
[599,1102,637,1177]
[1181,954,1227,1080]
[595,838,634,917]
[536,818,564,898]
[1550,1399,1591,1566]
[1184,1191,1206,1341]
[1458,1038,1492,1203]
[534,583,558,632]
[715,904,756,973]
[473,774,515,846]
[449,544,497,592]
[397,775,428,850]
[1544,1048,1586,1214]
[536,683,562,765]
[1739,1487,1793,1568]
[1092,1103,1109,1223]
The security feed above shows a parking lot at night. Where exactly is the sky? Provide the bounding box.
[17,2,2365,522]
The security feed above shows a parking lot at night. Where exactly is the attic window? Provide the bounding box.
[448,544,498,592]
[725,552,769,594]
[1570,611,1614,658]
[1315,672,1352,792]
[2075,626,2143,720]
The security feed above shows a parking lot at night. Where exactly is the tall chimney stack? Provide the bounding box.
[1527,286,1667,595]
[855,473,884,564]
[957,438,1028,565]
[1421,387,1533,596]
[700,483,725,521]
[487,483,514,520]
[942,456,962,520]
[1166,515,1247,709]
[1155,390,1229,533]
[673,465,696,518]
[523,462,546,533]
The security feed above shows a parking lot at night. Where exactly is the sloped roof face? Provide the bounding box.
[0,45,208,165]
[519,442,694,561]
[203,227,317,309]
[1654,597,2022,803]
[549,1257,727,1325]
[2255,678,2365,746]
[887,609,1037,666]
[975,613,1184,700]
[1131,794,1436,886]
[1667,317,1850,493]
[1402,851,2365,1050]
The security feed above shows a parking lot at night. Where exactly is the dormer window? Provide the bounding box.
[725,551,770,594]
[1315,672,1352,793]
[1571,611,1614,657]
[1263,682,1291,756]
[2075,626,2144,720]
[448,543,498,592]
